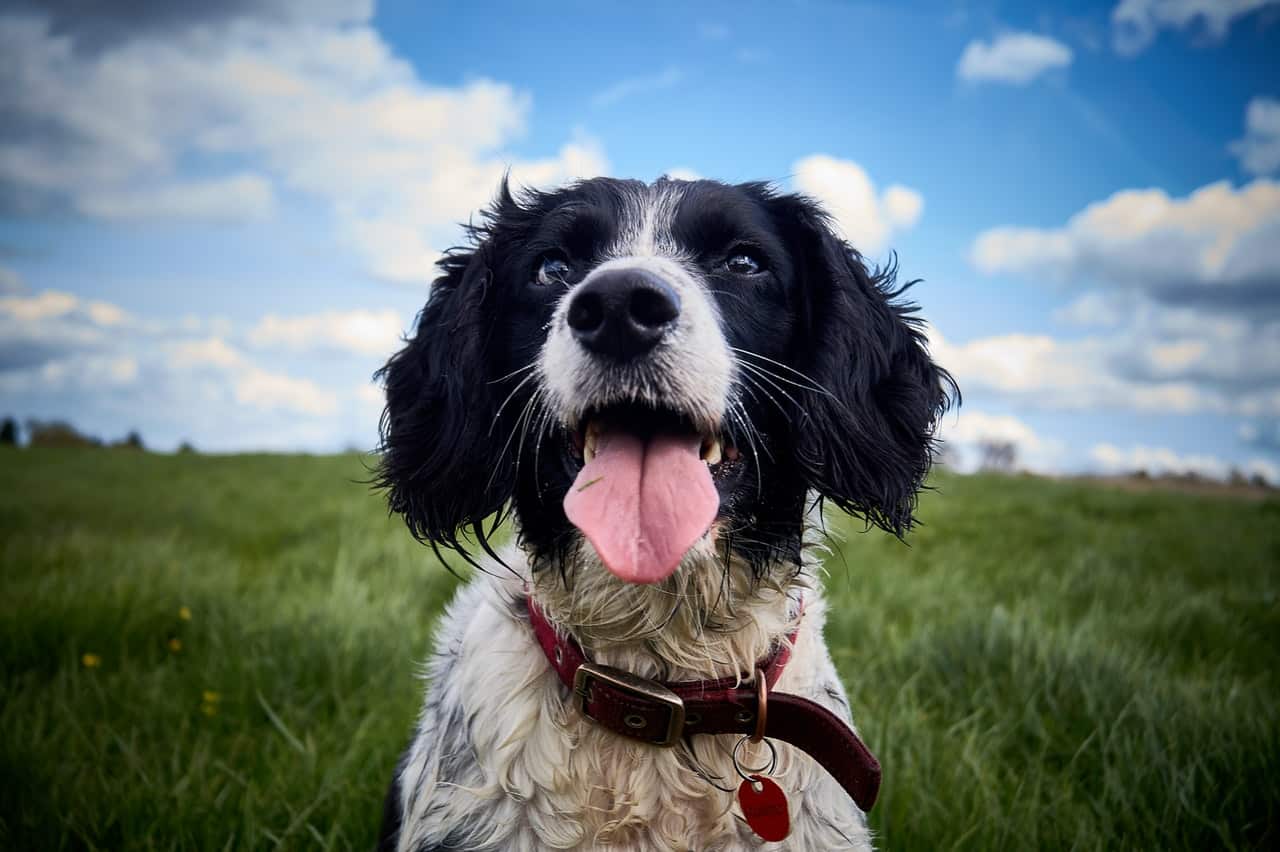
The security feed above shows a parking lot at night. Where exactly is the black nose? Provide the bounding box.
[566,268,681,361]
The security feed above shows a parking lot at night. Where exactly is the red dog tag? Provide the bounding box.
[738,774,790,842]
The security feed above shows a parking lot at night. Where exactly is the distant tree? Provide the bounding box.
[0,417,17,446]
[177,441,197,454]
[978,440,1017,473]
[934,441,961,470]
[121,430,145,451]
[26,420,101,448]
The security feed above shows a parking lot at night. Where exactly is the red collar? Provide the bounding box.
[526,596,881,812]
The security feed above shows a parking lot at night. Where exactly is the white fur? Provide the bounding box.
[393,535,872,852]
[608,180,684,260]
[539,254,734,437]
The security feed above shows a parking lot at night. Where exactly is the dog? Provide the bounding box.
[375,176,955,851]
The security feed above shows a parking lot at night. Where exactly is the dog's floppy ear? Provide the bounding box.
[375,242,513,559]
[776,194,958,535]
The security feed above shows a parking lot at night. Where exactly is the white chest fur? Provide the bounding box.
[394,563,872,852]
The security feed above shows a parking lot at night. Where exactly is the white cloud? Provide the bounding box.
[1090,442,1279,483]
[248,309,404,356]
[969,176,1280,418]
[233,364,337,416]
[591,67,684,108]
[166,336,338,416]
[928,325,1208,413]
[791,155,924,255]
[881,185,925,229]
[936,410,1066,472]
[0,289,133,369]
[957,32,1073,85]
[0,352,140,396]
[170,336,244,370]
[1112,0,1279,55]
[75,173,276,223]
[0,288,374,446]
[1053,292,1124,327]
[926,322,1280,416]
[0,289,79,322]
[1116,301,1280,390]
[342,218,442,287]
[1230,96,1280,176]
[971,178,1280,302]
[0,7,608,286]
[357,381,385,407]
[85,300,127,326]
[166,335,338,416]
[356,379,386,423]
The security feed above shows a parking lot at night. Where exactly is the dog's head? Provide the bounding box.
[378,177,955,589]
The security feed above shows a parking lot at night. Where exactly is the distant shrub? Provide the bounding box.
[0,417,16,446]
[177,441,197,454]
[26,420,102,448]
[978,440,1017,473]
[112,431,146,451]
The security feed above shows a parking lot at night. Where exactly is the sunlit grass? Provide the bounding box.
[1,450,1276,849]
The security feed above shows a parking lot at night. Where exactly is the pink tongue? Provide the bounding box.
[564,430,719,584]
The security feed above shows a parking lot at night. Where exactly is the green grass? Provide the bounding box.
[2,449,1277,850]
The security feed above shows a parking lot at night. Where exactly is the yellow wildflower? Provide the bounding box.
[178,606,192,621]
[168,637,183,653]
[200,689,221,717]
[81,653,101,668]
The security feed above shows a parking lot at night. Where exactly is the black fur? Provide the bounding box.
[764,189,958,535]
[375,177,956,571]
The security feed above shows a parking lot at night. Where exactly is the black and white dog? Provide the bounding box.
[376,177,955,851]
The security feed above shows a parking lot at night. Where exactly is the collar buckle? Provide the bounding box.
[573,661,686,748]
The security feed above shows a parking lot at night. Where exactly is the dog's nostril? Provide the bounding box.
[630,287,679,329]
[567,291,604,333]
[567,267,681,361]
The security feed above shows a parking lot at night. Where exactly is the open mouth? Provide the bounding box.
[569,404,741,474]
[562,403,740,585]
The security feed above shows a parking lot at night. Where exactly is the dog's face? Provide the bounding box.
[378,177,954,587]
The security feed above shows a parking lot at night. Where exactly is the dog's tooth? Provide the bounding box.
[702,437,722,466]
[584,427,598,463]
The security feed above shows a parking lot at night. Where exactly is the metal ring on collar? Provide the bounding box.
[732,735,778,782]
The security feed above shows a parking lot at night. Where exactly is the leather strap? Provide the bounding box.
[527,597,881,811]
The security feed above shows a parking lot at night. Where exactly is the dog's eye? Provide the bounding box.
[535,254,573,287]
[725,250,764,276]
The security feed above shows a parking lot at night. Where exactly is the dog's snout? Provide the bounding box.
[566,268,681,361]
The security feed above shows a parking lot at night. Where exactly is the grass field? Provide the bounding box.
[1,449,1277,850]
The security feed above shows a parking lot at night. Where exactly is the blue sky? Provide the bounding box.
[1,0,1278,480]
